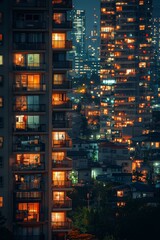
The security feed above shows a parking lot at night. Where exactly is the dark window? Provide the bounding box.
[0,12,2,23]
[0,176,3,188]
[0,76,3,87]
[0,118,3,128]
[0,157,3,168]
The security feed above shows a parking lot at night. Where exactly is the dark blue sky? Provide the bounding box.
[73,0,100,35]
[73,0,160,34]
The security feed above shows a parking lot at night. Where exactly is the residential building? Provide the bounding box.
[0,0,73,239]
[100,0,153,143]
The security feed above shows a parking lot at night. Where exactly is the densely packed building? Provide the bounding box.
[0,0,73,239]
[100,0,154,143]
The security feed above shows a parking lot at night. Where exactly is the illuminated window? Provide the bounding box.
[53,13,65,24]
[27,54,40,67]
[116,6,122,11]
[52,152,65,161]
[52,33,66,48]
[101,27,114,32]
[0,196,3,207]
[139,0,144,5]
[0,34,3,45]
[127,18,135,22]
[16,154,40,165]
[51,212,65,226]
[139,25,145,30]
[0,97,3,107]
[117,191,124,197]
[18,203,40,222]
[53,191,64,201]
[139,62,146,68]
[53,74,65,85]
[0,55,3,65]
[52,171,65,186]
[15,74,40,90]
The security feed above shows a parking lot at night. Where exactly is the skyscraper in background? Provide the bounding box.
[100,0,154,143]
[70,9,86,77]
[0,0,73,239]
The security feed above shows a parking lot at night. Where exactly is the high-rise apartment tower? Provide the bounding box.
[0,0,73,239]
[100,0,153,142]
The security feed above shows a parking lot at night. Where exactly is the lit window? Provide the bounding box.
[53,74,65,84]
[139,0,144,5]
[0,137,3,148]
[52,33,66,48]
[0,34,3,45]
[139,25,145,30]
[0,55,3,65]
[0,97,3,107]
[53,13,65,24]
[27,54,40,67]
[0,196,3,207]
[116,6,122,11]
[139,62,146,68]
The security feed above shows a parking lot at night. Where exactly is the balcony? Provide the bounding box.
[52,21,72,29]
[13,104,46,113]
[52,120,71,129]
[52,101,72,110]
[13,84,46,92]
[52,80,72,90]
[52,140,72,149]
[52,40,72,50]
[53,61,72,70]
[52,219,72,231]
[13,142,45,152]
[13,0,47,8]
[14,181,43,191]
[13,64,46,71]
[13,21,46,30]
[13,42,46,51]
[52,198,72,209]
[13,124,47,133]
[52,0,72,9]
[52,157,72,169]
[52,180,72,188]
[14,192,42,201]
[13,162,45,172]
[15,211,44,223]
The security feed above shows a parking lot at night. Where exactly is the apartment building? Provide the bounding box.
[100,0,153,142]
[0,0,73,239]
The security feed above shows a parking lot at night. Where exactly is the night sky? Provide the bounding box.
[73,0,160,35]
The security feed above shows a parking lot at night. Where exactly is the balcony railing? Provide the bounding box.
[52,40,72,50]
[52,158,72,168]
[52,21,72,29]
[52,101,72,110]
[52,80,72,90]
[13,143,45,152]
[13,64,46,71]
[14,181,43,191]
[52,220,72,231]
[13,0,47,7]
[52,120,71,129]
[52,0,72,9]
[52,140,72,148]
[14,191,42,200]
[15,211,44,223]
[13,163,45,171]
[52,180,72,188]
[13,21,46,29]
[13,84,46,92]
[13,124,47,133]
[13,42,46,50]
[52,199,72,209]
[53,61,72,70]
[13,104,46,112]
